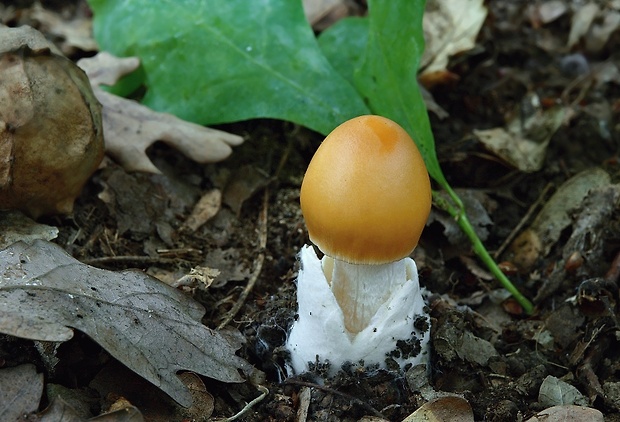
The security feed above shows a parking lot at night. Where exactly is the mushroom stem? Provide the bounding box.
[324,257,409,334]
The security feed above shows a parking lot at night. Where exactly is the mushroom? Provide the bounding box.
[286,115,432,376]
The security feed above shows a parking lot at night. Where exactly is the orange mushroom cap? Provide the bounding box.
[300,115,432,264]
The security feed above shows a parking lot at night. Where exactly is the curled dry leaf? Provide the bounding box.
[0,25,104,218]
[78,53,244,173]
[0,240,250,407]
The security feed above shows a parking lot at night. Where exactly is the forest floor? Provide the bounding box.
[2,1,620,421]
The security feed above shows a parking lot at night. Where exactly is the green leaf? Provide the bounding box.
[354,0,449,189]
[318,17,368,87]
[88,0,369,135]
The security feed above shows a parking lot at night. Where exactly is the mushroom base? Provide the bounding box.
[286,245,430,377]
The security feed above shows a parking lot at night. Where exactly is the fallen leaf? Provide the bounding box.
[0,240,250,407]
[568,3,620,53]
[525,405,603,422]
[474,93,565,172]
[223,165,270,215]
[528,168,610,255]
[0,364,43,421]
[29,2,98,54]
[182,189,222,232]
[77,53,244,174]
[421,0,487,75]
[535,182,620,302]
[0,210,58,250]
[302,0,348,27]
[35,396,85,422]
[427,189,494,251]
[568,3,600,48]
[402,396,474,422]
[539,375,588,407]
[528,1,568,26]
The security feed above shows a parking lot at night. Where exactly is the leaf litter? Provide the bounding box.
[0,240,249,407]
[3,0,620,420]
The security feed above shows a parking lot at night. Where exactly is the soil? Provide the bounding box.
[3,1,620,421]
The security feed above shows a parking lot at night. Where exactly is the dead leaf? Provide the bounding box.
[97,168,197,238]
[78,52,139,87]
[302,0,348,28]
[535,182,620,302]
[402,396,474,422]
[474,93,565,172]
[77,53,244,174]
[35,396,85,422]
[203,248,250,287]
[528,1,568,26]
[421,0,487,75]
[0,210,58,250]
[528,168,610,256]
[539,375,588,407]
[29,2,98,54]
[0,364,44,421]
[428,189,494,251]
[182,189,222,232]
[0,240,250,407]
[568,3,620,53]
[568,3,600,48]
[223,165,270,215]
[525,405,603,422]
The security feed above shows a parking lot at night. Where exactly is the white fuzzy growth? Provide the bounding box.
[286,245,430,376]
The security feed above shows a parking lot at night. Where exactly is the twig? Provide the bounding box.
[283,379,385,418]
[217,189,269,329]
[493,183,553,259]
[215,384,269,422]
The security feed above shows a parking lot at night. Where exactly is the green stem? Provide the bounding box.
[433,190,534,315]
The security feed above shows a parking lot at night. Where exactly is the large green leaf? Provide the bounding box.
[354,0,449,188]
[318,17,368,87]
[88,0,369,135]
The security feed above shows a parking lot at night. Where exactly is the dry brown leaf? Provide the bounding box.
[525,405,603,422]
[78,53,244,174]
[29,2,98,54]
[182,189,222,232]
[402,396,474,422]
[474,93,565,172]
[421,0,487,75]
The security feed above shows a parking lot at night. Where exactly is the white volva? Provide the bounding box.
[286,245,430,376]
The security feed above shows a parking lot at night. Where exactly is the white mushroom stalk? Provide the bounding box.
[285,115,433,377]
[286,246,429,376]
[327,254,409,334]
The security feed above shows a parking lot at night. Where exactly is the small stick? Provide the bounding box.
[215,384,269,422]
